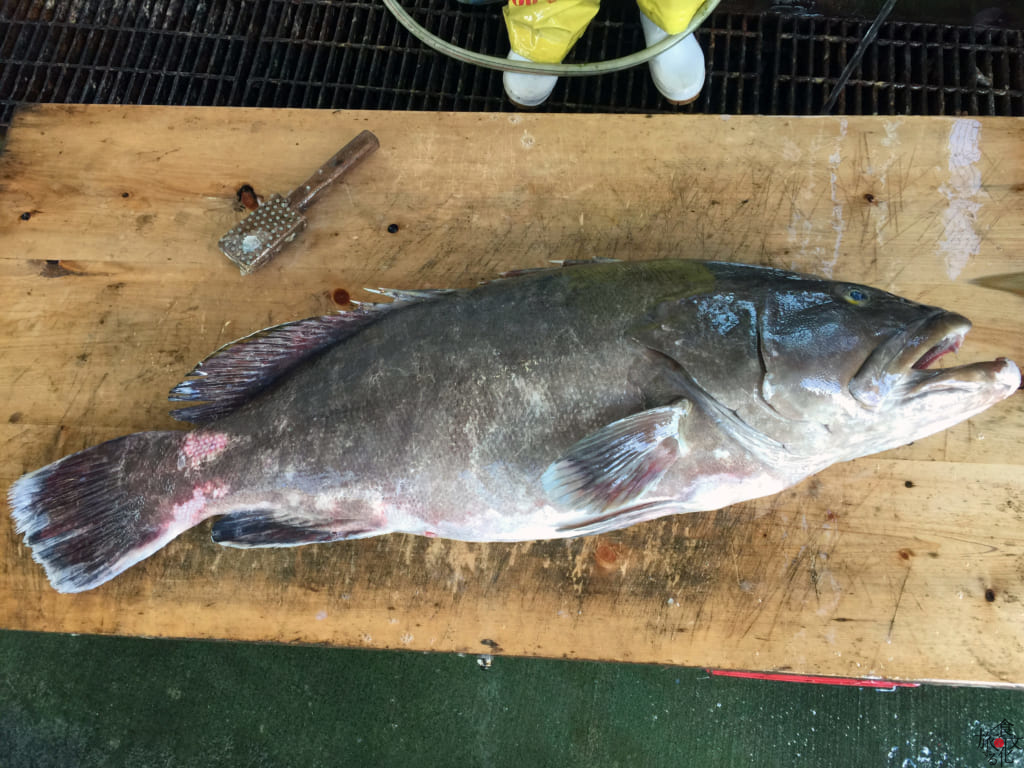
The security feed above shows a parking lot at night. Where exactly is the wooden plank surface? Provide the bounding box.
[1,105,1022,685]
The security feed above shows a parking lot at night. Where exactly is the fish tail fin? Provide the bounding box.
[9,431,198,593]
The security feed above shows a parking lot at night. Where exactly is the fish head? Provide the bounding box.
[640,264,1020,463]
[757,277,1019,455]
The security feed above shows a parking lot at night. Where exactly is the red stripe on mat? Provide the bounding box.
[707,669,919,688]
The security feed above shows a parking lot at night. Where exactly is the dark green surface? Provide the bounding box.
[2,630,1023,767]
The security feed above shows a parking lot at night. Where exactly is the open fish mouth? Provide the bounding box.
[852,313,1020,406]
[910,327,965,370]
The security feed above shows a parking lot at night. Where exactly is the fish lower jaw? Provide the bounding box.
[901,358,1020,398]
[997,358,1022,390]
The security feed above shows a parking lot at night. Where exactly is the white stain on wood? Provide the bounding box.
[938,119,985,280]
[785,119,848,276]
[824,118,849,277]
[872,120,902,249]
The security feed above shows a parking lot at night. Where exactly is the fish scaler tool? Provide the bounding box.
[218,130,380,275]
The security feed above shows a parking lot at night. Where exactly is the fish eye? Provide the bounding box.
[842,287,870,306]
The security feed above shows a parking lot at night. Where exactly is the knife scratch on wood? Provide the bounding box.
[887,566,911,643]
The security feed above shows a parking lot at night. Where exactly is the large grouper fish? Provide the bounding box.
[9,259,1021,593]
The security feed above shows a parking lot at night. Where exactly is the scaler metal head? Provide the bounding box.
[218,130,380,275]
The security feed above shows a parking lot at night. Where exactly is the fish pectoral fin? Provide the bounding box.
[211,509,384,548]
[542,401,690,515]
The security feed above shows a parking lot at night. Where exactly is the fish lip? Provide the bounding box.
[895,312,972,374]
[849,311,1010,407]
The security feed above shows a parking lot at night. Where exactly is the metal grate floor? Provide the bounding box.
[0,0,1022,138]
[771,15,1024,115]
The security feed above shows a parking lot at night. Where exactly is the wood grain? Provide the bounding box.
[1,105,1022,684]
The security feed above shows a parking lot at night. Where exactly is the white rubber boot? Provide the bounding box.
[639,12,705,105]
[503,51,559,108]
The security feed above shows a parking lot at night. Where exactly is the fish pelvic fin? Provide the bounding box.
[210,508,385,548]
[9,432,199,593]
[556,500,686,536]
[542,401,690,516]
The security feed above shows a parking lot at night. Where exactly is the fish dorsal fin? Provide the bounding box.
[169,307,390,424]
[170,289,455,424]
[493,258,623,281]
[542,401,690,515]
[362,287,454,302]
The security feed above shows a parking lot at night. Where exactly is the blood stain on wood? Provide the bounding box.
[594,542,623,573]
[237,184,259,211]
[37,260,84,278]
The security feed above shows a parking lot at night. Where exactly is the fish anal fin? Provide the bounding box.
[210,508,385,548]
[542,401,690,516]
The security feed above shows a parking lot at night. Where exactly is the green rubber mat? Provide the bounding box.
[2,630,1024,767]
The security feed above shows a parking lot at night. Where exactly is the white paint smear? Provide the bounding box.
[938,119,984,280]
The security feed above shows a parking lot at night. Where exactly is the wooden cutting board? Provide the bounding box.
[1,105,1022,685]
